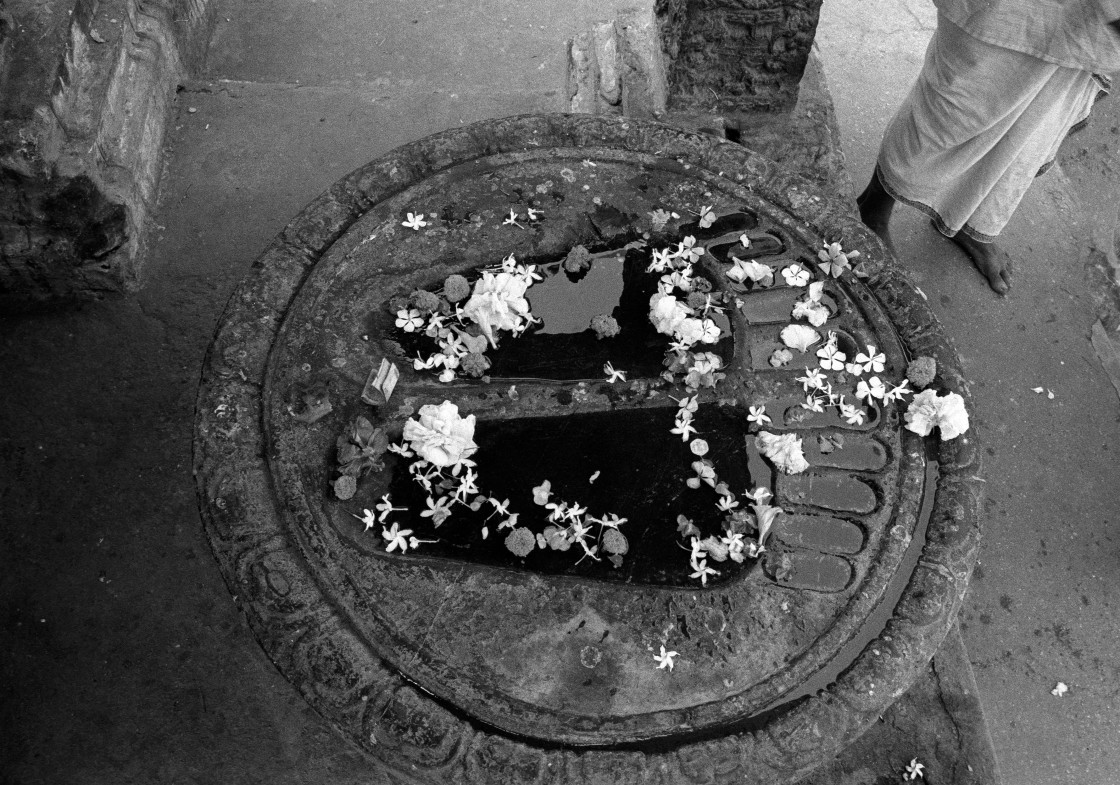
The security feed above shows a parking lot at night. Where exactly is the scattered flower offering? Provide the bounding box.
[604,362,627,383]
[402,212,428,230]
[1051,681,1068,697]
[654,645,679,671]
[338,204,944,594]
[903,757,925,780]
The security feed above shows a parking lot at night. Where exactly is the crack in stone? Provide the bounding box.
[930,656,964,781]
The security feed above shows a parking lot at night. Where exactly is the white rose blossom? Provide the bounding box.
[461,271,533,348]
[755,431,810,474]
[402,401,478,468]
[904,389,970,440]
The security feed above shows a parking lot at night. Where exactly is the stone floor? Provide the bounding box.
[3,0,1119,783]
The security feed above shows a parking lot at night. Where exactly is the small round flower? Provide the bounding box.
[601,528,629,555]
[409,289,442,315]
[443,274,471,303]
[504,527,537,557]
[907,356,937,388]
[460,352,490,378]
[690,439,710,456]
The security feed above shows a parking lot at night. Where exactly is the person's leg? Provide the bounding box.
[856,170,896,253]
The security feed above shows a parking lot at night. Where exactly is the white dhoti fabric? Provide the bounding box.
[877,14,1108,241]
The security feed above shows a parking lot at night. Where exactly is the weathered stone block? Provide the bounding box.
[0,0,216,311]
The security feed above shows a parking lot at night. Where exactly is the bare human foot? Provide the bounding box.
[947,231,1012,295]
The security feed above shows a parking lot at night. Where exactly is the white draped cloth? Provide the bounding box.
[877,12,1112,240]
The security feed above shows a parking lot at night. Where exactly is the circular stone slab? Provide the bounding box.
[194,114,983,785]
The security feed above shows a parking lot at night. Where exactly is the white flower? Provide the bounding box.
[689,558,719,586]
[352,509,378,531]
[839,400,865,425]
[769,348,793,368]
[752,502,783,547]
[747,405,771,425]
[844,361,865,377]
[677,236,704,263]
[903,758,925,781]
[854,345,886,373]
[375,493,407,522]
[781,324,821,352]
[739,234,751,248]
[454,467,480,502]
[526,207,542,220]
[690,439,710,456]
[755,431,810,474]
[420,495,453,526]
[855,376,887,402]
[599,513,627,529]
[698,204,716,228]
[716,495,739,512]
[648,248,674,273]
[532,480,552,506]
[402,401,478,468]
[671,416,698,441]
[545,500,568,522]
[744,486,772,503]
[654,645,679,671]
[817,241,860,277]
[675,395,699,415]
[502,208,523,227]
[649,291,692,337]
[805,280,825,302]
[781,264,810,287]
[395,308,424,332]
[691,459,717,487]
[565,502,588,521]
[402,212,427,230]
[800,394,825,413]
[675,317,706,346]
[1051,681,1069,697]
[727,258,773,286]
[797,368,827,391]
[603,361,627,383]
[663,268,693,292]
[884,379,913,404]
[904,389,970,439]
[461,271,532,347]
[816,343,846,371]
[791,298,829,327]
[382,522,414,553]
[699,319,722,344]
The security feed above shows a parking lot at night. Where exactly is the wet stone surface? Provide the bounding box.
[195,114,982,784]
